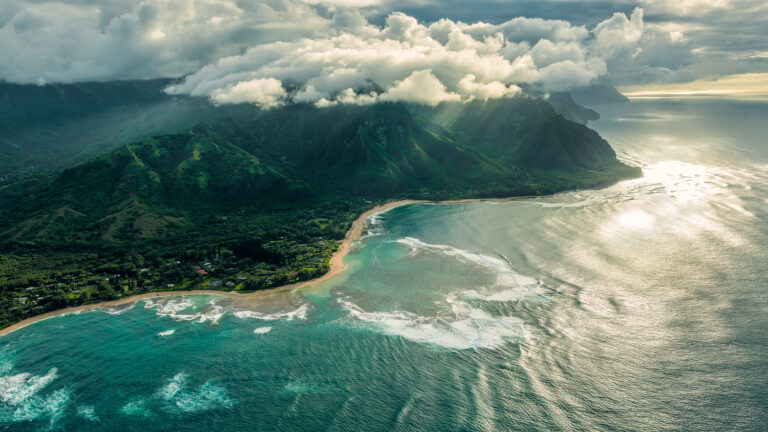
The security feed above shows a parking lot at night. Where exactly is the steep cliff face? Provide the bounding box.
[547,92,601,124]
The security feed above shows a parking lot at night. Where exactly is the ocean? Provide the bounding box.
[2,96,767,431]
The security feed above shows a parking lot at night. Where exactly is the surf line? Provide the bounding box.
[0,195,546,337]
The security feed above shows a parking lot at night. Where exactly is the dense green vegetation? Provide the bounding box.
[0,82,641,329]
[0,79,251,178]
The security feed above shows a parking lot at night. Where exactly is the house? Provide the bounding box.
[197,269,208,276]
[208,280,221,287]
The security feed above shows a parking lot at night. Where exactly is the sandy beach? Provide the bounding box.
[0,195,552,337]
[0,199,421,337]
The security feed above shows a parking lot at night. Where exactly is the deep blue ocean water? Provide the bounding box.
[2,96,767,431]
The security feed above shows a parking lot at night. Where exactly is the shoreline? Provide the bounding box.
[0,199,419,336]
[0,195,544,337]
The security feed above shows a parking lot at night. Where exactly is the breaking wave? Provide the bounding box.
[396,237,546,301]
[0,358,70,428]
[137,296,311,326]
[143,297,226,324]
[338,294,527,350]
[77,405,99,422]
[103,304,135,315]
[361,210,391,239]
[120,399,151,418]
[120,372,233,418]
[233,303,309,321]
[253,327,272,334]
[157,373,232,414]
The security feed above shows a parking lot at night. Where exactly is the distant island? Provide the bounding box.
[0,80,640,329]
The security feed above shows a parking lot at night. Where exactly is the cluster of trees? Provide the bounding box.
[0,199,367,329]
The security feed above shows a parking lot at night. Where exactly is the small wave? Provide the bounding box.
[77,405,99,422]
[143,297,225,324]
[396,237,544,301]
[361,212,389,239]
[338,296,527,350]
[157,373,232,414]
[0,364,70,428]
[253,327,272,334]
[103,304,135,315]
[157,329,175,337]
[284,379,318,394]
[142,296,310,325]
[120,399,151,418]
[233,303,308,321]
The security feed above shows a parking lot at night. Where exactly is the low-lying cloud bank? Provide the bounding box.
[167,8,646,107]
[3,0,747,107]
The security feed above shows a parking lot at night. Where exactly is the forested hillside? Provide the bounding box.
[0,84,640,328]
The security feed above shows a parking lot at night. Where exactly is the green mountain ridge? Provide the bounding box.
[1,100,639,245]
[0,91,640,328]
[0,79,251,177]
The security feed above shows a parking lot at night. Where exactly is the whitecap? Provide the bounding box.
[157,329,175,337]
[284,379,318,394]
[156,373,232,413]
[0,364,70,428]
[77,405,99,422]
[338,296,527,350]
[396,237,544,301]
[120,399,151,418]
[144,297,225,324]
[233,303,309,321]
[103,304,135,315]
[253,327,272,334]
[361,206,401,239]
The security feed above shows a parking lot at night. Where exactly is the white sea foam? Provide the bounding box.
[0,364,70,428]
[141,296,311,326]
[338,296,527,350]
[233,303,309,321]
[144,297,225,324]
[120,399,151,418]
[253,327,272,334]
[156,373,232,413]
[103,304,135,315]
[284,379,318,394]
[77,405,99,422]
[157,329,175,337]
[361,206,400,239]
[0,368,58,406]
[144,297,194,314]
[396,237,544,301]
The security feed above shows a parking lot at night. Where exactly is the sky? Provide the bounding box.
[0,0,765,106]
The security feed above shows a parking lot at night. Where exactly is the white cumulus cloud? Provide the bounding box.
[211,78,286,107]
[166,7,649,106]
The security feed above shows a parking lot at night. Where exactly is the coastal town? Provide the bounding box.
[0,226,344,329]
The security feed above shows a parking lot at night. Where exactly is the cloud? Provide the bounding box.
[380,69,460,105]
[210,78,286,107]
[0,0,334,84]
[166,8,649,106]
[3,0,762,100]
[457,74,521,101]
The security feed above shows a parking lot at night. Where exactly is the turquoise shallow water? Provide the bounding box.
[2,97,768,431]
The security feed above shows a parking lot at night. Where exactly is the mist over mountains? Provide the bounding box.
[0,79,637,245]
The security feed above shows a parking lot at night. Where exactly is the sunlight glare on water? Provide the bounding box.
[1,97,767,431]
